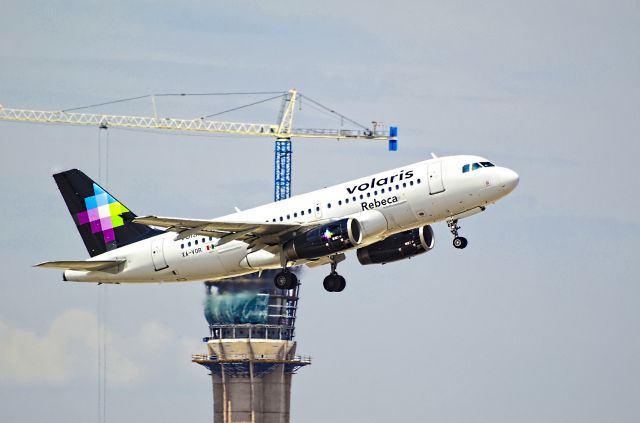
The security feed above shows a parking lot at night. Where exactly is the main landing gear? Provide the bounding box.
[447,219,468,249]
[274,269,298,290]
[273,254,347,293]
[323,258,346,293]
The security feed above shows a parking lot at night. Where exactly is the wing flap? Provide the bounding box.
[35,260,125,271]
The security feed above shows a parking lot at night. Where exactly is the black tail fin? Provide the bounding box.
[53,169,163,257]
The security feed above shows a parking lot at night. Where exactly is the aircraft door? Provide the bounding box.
[151,237,169,271]
[314,202,322,218]
[427,162,445,195]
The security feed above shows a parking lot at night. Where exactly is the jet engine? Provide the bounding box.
[284,218,361,260]
[352,209,388,240]
[356,225,435,265]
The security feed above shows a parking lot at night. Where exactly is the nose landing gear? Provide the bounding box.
[447,219,468,249]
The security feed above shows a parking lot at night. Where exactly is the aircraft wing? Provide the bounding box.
[34,260,125,271]
[133,215,303,246]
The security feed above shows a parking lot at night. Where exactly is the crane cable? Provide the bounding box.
[298,94,369,130]
[97,127,109,423]
[202,93,285,119]
[97,285,101,423]
[61,91,372,133]
[62,92,286,113]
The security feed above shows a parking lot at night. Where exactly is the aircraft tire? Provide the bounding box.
[323,275,335,292]
[453,236,468,249]
[274,271,297,290]
[335,275,346,292]
[323,274,345,292]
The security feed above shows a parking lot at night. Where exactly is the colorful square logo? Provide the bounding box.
[76,184,129,244]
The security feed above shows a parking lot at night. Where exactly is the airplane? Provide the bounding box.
[36,154,519,292]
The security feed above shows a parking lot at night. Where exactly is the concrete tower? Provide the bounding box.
[193,272,310,423]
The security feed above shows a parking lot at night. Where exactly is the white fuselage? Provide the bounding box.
[63,155,518,283]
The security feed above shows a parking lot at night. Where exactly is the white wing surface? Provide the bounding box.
[133,215,303,245]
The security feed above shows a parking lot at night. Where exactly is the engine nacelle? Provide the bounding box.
[356,225,435,265]
[239,250,281,269]
[284,218,361,260]
[351,209,388,241]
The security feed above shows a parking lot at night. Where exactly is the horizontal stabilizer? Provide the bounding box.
[34,260,125,271]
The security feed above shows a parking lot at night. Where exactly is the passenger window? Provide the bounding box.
[316,206,320,211]
[195,240,198,245]
[279,217,283,221]
[396,184,400,189]
[360,194,364,199]
[417,178,421,184]
[410,181,414,186]
[338,200,342,205]
[367,192,371,197]
[188,242,191,247]
[294,212,297,217]
[403,182,407,188]
[287,214,290,219]
[309,208,312,214]
[345,198,349,203]
[301,210,304,216]
[462,164,470,173]
[381,188,385,193]
[352,196,356,201]
[374,190,378,195]
[180,244,184,249]
[327,203,331,208]
[472,163,482,170]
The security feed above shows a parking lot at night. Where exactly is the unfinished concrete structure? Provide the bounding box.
[193,273,309,423]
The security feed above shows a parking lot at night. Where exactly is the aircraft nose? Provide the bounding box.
[500,168,519,193]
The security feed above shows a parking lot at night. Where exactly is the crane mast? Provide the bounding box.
[0,89,397,201]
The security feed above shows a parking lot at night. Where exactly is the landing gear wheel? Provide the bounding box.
[323,274,337,292]
[448,219,468,249]
[453,236,468,249]
[274,270,298,290]
[335,275,346,292]
[323,255,346,292]
[323,273,346,292]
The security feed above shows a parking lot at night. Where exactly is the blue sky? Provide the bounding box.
[1,1,639,422]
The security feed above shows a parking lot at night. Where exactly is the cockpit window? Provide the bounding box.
[463,161,495,173]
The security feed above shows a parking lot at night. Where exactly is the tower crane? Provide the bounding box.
[0,89,398,201]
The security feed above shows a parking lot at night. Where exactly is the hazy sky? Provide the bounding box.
[1,1,639,422]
